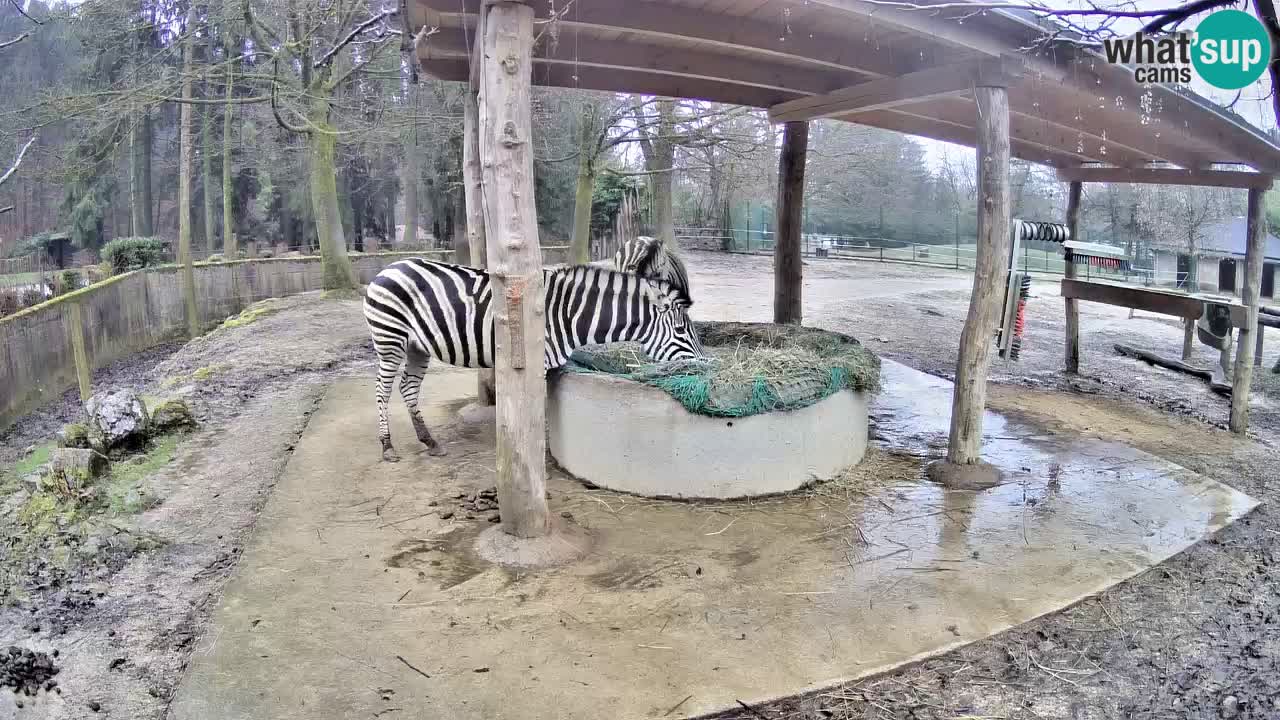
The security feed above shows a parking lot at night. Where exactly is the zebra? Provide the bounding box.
[363,258,706,462]
[614,236,691,299]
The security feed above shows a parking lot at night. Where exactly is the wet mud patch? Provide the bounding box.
[386,525,488,591]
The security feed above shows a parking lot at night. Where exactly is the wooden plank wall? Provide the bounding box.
[0,247,571,429]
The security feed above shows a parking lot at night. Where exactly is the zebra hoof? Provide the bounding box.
[382,448,401,463]
[426,444,448,457]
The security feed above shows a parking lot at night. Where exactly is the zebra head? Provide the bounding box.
[641,280,706,363]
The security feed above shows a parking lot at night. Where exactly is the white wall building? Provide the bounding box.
[1152,218,1280,299]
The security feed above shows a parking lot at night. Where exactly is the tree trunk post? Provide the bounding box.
[464,30,496,406]
[1230,187,1268,433]
[65,300,92,402]
[773,120,808,325]
[402,85,420,247]
[178,18,200,339]
[945,85,1011,467]
[222,53,236,258]
[1063,180,1082,373]
[1182,317,1195,361]
[307,100,358,291]
[479,0,550,538]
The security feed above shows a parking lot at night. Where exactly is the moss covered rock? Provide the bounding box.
[45,448,110,497]
[56,422,91,449]
[150,399,196,432]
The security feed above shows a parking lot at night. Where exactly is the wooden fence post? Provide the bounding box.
[464,10,496,406]
[1229,187,1267,433]
[65,300,92,403]
[1182,317,1195,361]
[479,0,550,538]
[773,120,808,325]
[944,84,1011,467]
[1063,180,1081,373]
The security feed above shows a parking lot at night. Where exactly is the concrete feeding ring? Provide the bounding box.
[548,322,874,500]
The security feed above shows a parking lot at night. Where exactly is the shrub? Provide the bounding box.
[53,270,82,296]
[0,287,47,318]
[101,237,168,275]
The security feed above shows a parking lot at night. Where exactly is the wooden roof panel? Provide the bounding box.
[412,0,1280,174]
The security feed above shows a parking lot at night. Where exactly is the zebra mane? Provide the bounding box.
[633,236,691,298]
[548,263,692,307]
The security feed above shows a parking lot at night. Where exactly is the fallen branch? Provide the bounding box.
[1114,344,1231,396]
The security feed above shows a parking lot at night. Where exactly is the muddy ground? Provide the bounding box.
[0,253,1277,719]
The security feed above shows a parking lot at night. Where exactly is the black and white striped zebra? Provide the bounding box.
[614,236,691,299]
[363,258,705,462]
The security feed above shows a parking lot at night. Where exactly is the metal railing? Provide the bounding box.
[676,226,1153,282]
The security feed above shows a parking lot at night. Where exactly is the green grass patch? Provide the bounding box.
[102,433,179,515]
[0,431,183,603]
[6,441,55,481]
[219,298,285,330]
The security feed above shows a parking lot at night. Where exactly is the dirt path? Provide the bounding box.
[0,293,375,719]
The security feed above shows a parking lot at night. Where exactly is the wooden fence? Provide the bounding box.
[0,247,570,430]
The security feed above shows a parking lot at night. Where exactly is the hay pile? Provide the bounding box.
[566,321,880,418]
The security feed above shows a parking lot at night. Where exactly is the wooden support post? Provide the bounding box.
[1063,180,1081,373]
[1255,325,1264,367]
[1182,316,1195,361]
[479,0,550,538]
[1229,187,1267,433]
[463,29,496,407]
[773,120,808,325]
[946,85,1010,466]
[65,301,92,403]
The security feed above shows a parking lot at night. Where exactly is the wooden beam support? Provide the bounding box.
[1063,180,1082,373]
[478,0,550,538]
[1056,166,1274,190]
[1062,279,1212,319]
[1230,188,1268,433]
[946,84,1011,466]
[463,8,495,406]
[774,121,808,325]
[769,56,1025,124]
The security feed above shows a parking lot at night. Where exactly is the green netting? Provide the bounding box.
[564,321,881,418]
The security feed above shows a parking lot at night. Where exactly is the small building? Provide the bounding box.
[1153,218,1280,298]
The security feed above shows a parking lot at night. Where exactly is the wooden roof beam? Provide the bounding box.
[1056,166,1274,189]
[1008,78,1220,171]
[423,29,849,96]
[769,55,1028,124]
[844,108,1086,168]
[419,57,804,109]
[416,0,935,79]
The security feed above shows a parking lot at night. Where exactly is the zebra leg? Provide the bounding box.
[374,353,402,463]
[401,346,447,457]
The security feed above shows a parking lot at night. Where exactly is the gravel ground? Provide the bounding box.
[1,255,1278,720]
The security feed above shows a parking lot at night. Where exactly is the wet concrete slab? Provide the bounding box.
[169,361,1258,720]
